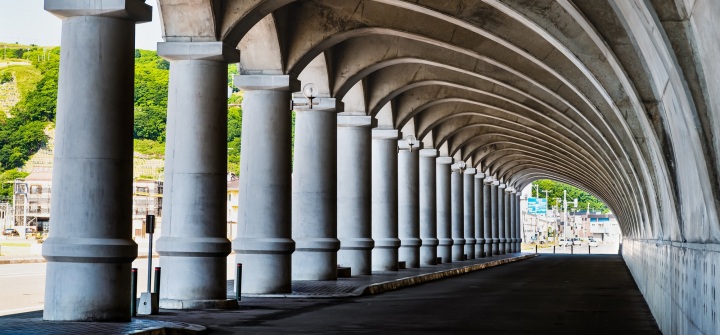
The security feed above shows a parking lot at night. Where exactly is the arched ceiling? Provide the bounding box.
[157,0,720,243]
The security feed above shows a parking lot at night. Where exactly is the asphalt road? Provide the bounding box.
[145,254,660,335]
[0,257,237,316]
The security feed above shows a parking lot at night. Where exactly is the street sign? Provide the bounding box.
[528,197,547,215]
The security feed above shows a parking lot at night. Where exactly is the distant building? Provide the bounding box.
[7,168,163,238]
[132,179,164,237]
[227,173,239,239]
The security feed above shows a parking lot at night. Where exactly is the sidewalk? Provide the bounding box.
[0,253,536,334]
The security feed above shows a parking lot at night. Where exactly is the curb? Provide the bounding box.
[361,254,539,295]
[243,254,538,299]
[128,324,207,335]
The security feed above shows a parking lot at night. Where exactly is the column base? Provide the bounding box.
[160,299,238,310]
[292,249,338,280]
[44,261,131,321]
[464,244,476,260]
[372,247,399,271]
[338,249,372,275]
[438,245,452,263]
[419,245,438,266]
[476,242,485,258]
[452,244,466,261]
[236,253,291,294]
[399,246,420,268]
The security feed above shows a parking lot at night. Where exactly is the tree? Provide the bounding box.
[530,179,609,213]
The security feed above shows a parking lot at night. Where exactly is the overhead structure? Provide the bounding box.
[44,1,720,333]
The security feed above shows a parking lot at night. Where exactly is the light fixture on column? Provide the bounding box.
[454,161,466,173]
[291,83,321,110]
[398,135,418,153]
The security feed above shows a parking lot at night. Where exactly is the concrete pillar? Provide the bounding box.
[42,0,151,321]
[233,75,298,293]
[516,194,522,252]
[509,190,517,253]
[337,115,374,275]
[419,149,439,266]
[436,157,453,263]
[371,129,400,271]
[450,167,465,261]
[292,99,341,280]
[498,183,506,255]
[490,181,499,256]
[475,173,486,258]
[398,141,420,268]
[504,187,512,253]
[156,42,237,309]
[483,178,493,257]
[463,168,476,260]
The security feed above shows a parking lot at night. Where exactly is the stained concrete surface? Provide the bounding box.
[147,255,660,334]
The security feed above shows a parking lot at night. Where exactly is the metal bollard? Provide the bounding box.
[571,245,574,254]
[553,246,556,254]
[131,268,138,317]
[535,245,538,254]
[588,245,591,254]
[153,267,161,294]
[235,263,242,302]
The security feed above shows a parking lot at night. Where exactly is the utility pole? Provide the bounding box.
[563,190,567,250]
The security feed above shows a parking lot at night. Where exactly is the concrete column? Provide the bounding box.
[419,149,439,266]
[490,181,499,256]
[436,157,453,263]
[42,0,151,321]
[233,75,298,293]
[504,188,512,253]
[498,183,506,255]
[156,42,238,309]
[398,141,420,268]
[450,167,465,261]
[509,190,517,253]
[292,99,341,280]
[475,173,486,258]
[337,115,374,275]
[463,168,476,260]
[483,178,492,257]
[371,129,400,271]
[516,194,522,252]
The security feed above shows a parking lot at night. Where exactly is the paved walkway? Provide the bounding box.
[0,254,660,334]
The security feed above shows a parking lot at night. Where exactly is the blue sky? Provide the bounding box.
[0,0,163,50]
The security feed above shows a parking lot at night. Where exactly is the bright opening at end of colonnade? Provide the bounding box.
[519,179,620,254]
[31,1,720,334]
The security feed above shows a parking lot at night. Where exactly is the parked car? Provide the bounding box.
[558,238,571,246]
[588,238,598,247]
[3,228,18,236]
[572,238,582,246]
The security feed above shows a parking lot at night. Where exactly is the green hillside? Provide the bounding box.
[0,43,245,180]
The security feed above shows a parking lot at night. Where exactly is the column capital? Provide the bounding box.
[157,42,240,63]
[464,168,477,175]
[234,75,300,91]
[436,156,454,165]
[475,172,486,179]
[371,128,400,140]
[293,97,342,113]
[45,0,152,22]
[419,148,438,157]
[498,183,506,189]
[337,114,375,127]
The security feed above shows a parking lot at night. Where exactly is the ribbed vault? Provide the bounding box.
[157,0,720,244]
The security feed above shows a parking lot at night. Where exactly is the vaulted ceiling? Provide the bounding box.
[156,0,720,243]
